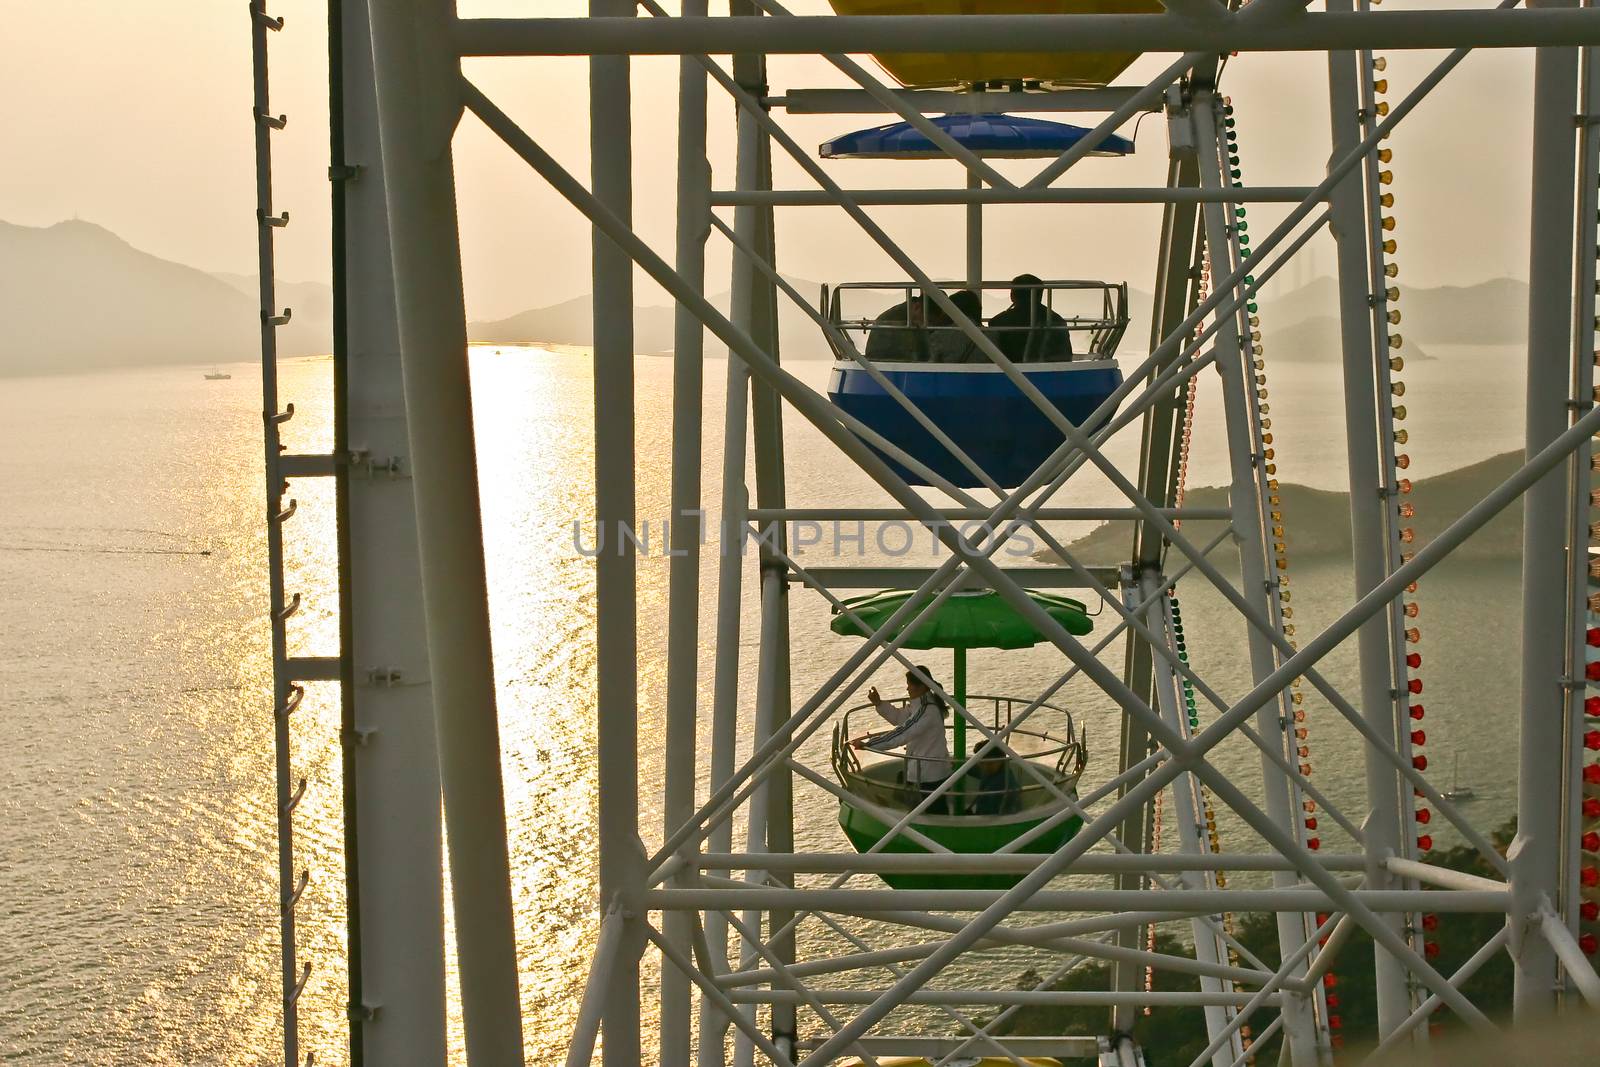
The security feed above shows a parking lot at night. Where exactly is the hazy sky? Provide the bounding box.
[0,1,1538,321]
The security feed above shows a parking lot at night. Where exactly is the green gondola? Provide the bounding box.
[828,589,1092,889]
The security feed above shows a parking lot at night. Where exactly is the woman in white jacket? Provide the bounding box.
[853,667,953,812]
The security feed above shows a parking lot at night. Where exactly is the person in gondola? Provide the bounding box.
[989,273,1073,363]
[864,291,932,362]
[854,667,953,812]
[926,289,984,363]
[967,743,1021,816]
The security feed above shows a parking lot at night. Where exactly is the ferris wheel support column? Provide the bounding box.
[365,0,526,1061]
[1192,91,1321,1067]
[736,31,798,1057]
[1515,0,1582,1021]
[700,42,764,1065]
[966,170,983,290]
[1322,9,1412,1040]
[661,2,710,1063]
[335,0,449,1060]
[1144,573,1243,1067]
[589,1,649,1063]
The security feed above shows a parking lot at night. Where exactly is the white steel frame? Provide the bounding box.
[249,2,1600,1065]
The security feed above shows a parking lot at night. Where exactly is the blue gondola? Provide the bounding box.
[823,280,1128,489]
[818,113,1133,490]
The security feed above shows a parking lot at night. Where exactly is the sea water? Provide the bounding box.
[0,344,1526,1063]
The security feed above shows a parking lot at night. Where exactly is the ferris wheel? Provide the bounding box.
[247,2,1600,1065]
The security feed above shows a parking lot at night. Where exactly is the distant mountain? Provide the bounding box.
[467,278,836,360]
[211,272,333,357]
[1258,275,1527,349]
[0,219,333,376]
[1263,313,1434,363]
[1041,449,1527,565]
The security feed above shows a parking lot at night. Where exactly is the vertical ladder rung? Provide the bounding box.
[276,684,306,719]
[260,209,291,228]
[281,777,308,815]
[255,109,288,130]
[252,9,285,31]
[274,499,298,524]
[282,868,310,910]
[274,591,302,621]
[287,961,312,1005]
[266,308,293,326]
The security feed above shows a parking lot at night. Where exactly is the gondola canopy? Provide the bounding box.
[820,112,1134,160]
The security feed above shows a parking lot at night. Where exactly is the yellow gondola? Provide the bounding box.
[827,0,1164,88]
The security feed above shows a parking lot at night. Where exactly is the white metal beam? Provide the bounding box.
[454,10,1600,56]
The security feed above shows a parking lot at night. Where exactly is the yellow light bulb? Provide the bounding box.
[1384,263,1400,278]
[1374,79,1389,94]
[1378,147,1393,163]
[1386,286,1400,301]
[1376,101,1391,116]
[1381,216,1397,232]
[1373,56,1388,73]
[1390,356,1404,373]
[1381,192,1395,208]
[1393,404,1407,420]
[1391,381,1406,397]
[1379,169,1394,184]
[1383,239,1398,254]
[1394,428,1408,444]
[1389,333,1404,349]
[1388,309,1402,325]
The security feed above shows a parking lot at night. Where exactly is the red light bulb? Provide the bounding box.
[1583,831,1600,853]
[1422,913,1439,932]
[1584,764,1600,784]
[1581,900,1600,922]
[1588,695,1600,716]
[1411,729,1427,746]
[1413,755,1428,770]
[1406,652,1422,668]
[1583,797,1600,819]
[1582,866,1599,888]
[1409,704,1425,719]
[1588,628,1600,647]
[1305,817,1319,830]
[1307,837,1321,850]
[1408,678,1423,694]
[1582,933,1598,956]
[1587,661,1600,682]
[1418,834,1434,851]
[1415,808,1432,824]
[1585,730,1600,751]
[1424,940,1440,958]
[1325,993,1340,1009]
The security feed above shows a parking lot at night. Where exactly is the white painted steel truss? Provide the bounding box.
[252,2,1600,1065]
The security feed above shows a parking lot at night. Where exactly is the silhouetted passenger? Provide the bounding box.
[927,289,984,363]
[864,293,931,362]
[967,746,1021,815]
[989,273,1073,363]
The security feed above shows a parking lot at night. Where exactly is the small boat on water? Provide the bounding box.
[204,367,231,380]
[1441,753,1475,801]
